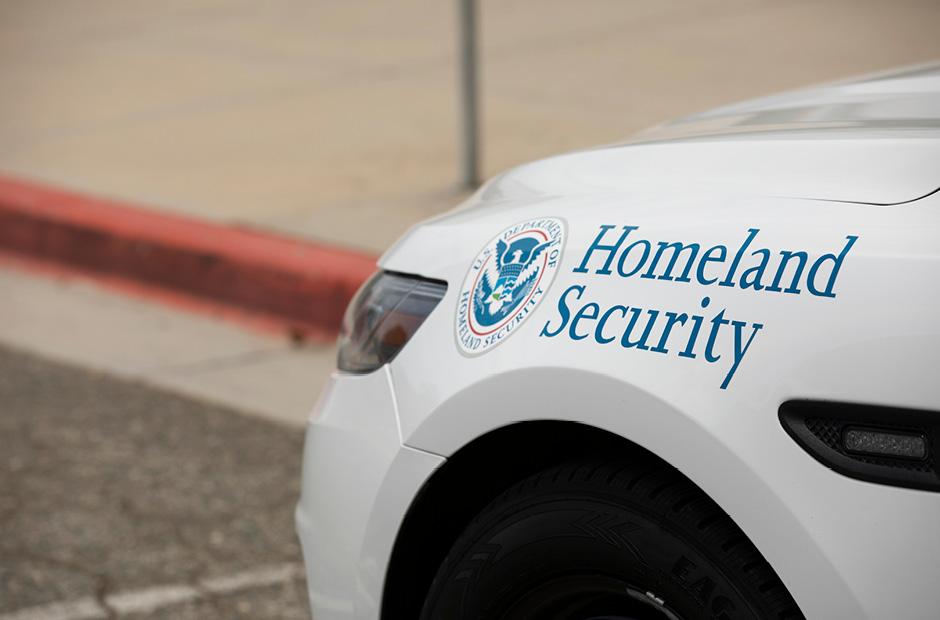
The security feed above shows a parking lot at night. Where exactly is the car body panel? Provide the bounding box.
[297,64,940,619]
[380,190,940,619]
[466,136,940,207]
[295,368,444,619]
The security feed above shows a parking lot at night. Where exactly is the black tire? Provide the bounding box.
[420,460,803,620]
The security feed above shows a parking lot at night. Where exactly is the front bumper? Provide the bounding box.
[295,368,444,620]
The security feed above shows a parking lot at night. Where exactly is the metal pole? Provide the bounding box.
[458,0,480,189]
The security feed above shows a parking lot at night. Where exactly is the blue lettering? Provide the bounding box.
[570,302,600,341]
[574,225,639,275]
[595,305,629,344]
[539,284,583,337]
[807,235,858,298]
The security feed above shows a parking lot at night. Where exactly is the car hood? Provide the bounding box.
[478,63,940,207]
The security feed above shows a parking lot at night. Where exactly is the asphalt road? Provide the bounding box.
[0,345,312,619]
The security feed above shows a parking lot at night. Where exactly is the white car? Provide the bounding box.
[296,64,940,619]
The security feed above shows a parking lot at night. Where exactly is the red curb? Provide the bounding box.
[0,174,377,339]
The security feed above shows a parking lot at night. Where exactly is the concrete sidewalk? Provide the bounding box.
[2,0,939,254]
[0,262,332,426]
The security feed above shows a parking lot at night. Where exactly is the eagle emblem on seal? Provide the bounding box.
[473,235,553,326]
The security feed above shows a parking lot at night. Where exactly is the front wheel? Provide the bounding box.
[420,460,803,620]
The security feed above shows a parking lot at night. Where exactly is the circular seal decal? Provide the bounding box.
[456,217,565,355]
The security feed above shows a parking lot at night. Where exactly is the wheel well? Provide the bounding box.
[381,420,666,619]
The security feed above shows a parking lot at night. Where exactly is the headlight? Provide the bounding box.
[337,271,447,373]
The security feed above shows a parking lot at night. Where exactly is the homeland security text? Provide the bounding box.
[539,225,858,389]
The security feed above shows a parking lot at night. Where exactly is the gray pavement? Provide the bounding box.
[0,344,311,619]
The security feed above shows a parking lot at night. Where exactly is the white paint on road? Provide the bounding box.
[0,563,305,620]
[0,598,105,620]
[202,563,303,595]
[106,583,199,616]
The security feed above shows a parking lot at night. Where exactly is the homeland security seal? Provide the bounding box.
[456,217,565,355]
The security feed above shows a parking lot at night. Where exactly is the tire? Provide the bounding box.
[420,460,803,620]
